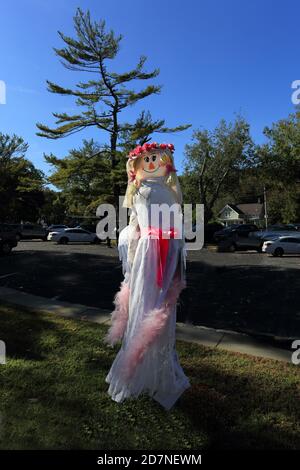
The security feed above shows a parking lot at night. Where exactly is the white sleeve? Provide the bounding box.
[118,206,140,276]
[127,206,140,266]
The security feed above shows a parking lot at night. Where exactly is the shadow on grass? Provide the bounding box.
[179,342,300,449]
[0,305,299,450]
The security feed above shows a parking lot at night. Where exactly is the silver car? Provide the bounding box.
[47,228,99,244]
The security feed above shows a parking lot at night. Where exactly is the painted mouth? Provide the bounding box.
[143,167,159,173]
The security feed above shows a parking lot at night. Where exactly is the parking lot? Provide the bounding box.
[1,241,300,338]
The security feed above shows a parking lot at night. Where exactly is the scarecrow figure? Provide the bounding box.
[104,142,190,410]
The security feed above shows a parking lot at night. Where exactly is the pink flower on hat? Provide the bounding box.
[127,142,175,160]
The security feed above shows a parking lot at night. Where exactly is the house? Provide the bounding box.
[218,202,265,227]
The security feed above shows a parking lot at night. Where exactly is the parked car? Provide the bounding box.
[47,228,99,244]
[253,228,298,243]
[214,224,261,252]
[287,223,300,231]
[9,223,20,240]
[214,224,239,242]
[283,224,300,231]
[262,236,300,256]
[46,224,69,236]
[0,224,18,254]
[203,223,224,243]
[10,223,48,241]
[219,232,264,252]
[77,224,97,234]
[213,224,258,243]
[185,223,220,244]
[259,224,297,232]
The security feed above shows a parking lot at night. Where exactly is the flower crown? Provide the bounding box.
[128,142,175,160]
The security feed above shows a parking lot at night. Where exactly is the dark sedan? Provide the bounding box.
[214,224,258,242]
[0,224,18,254]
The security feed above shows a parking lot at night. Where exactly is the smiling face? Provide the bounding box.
[135,150,168,181]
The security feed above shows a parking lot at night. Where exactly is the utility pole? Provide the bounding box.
[263,186,268,229]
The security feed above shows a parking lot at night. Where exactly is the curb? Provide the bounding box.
[0,286,111,325]
[175,323,291,363]
[0,287,291,363]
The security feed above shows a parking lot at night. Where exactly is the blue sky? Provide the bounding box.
[0,0,299,177]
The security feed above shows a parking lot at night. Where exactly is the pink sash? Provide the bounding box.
[141,226,177,288]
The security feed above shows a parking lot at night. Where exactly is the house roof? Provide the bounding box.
[236,203,264,217]
[218,204,244,216]
[218,203,264,218]
[226,204,244,215]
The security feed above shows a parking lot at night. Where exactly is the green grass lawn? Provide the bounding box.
[0,303,299,450]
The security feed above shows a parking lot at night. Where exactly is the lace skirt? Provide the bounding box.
[105,237,191,410]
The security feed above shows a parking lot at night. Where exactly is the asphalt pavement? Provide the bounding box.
[0,240,300,339]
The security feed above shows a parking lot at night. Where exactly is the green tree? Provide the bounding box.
[0,133,45,222]
[260,112,300,183]
[44,139,114,216]
[37,8,190,216]
[182,117,255,221]
[257,112,300,223]
[39,189,68,226]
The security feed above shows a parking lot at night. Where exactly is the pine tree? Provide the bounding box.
[37,8,190,223]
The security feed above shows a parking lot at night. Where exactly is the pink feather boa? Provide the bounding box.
[103,281,130,347]
[120,277,186,381]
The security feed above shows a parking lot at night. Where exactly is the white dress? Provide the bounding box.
[104,175,191,410]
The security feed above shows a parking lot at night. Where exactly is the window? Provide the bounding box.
[280,238,300,243]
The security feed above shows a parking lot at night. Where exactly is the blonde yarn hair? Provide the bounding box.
[123,149,182,208]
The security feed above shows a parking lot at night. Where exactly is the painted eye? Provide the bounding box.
[144,156,150,163]
[151,155,157,162]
